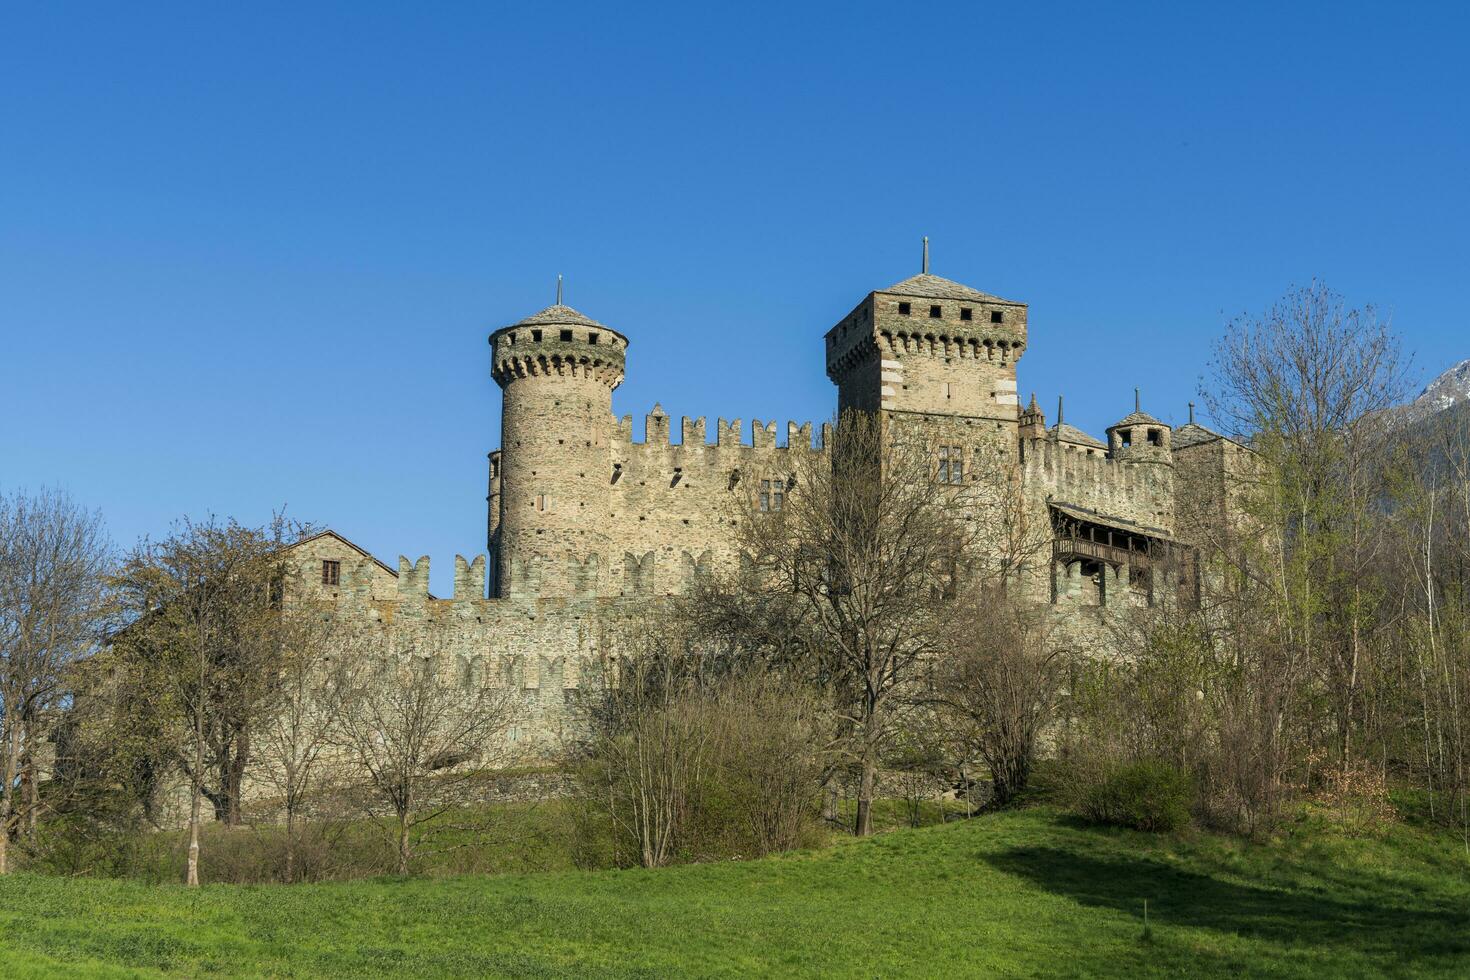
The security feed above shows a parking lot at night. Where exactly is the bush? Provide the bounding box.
[569,665,831,868]
[1076,761,1192,832]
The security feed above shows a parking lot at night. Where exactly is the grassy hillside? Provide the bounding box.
[0,807,1465,978]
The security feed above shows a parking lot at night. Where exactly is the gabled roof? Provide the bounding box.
[291,529,438,598]
[506,304,607,329]
[1050,423,1107,448]
[1171,422,1219,450]
[877,273,1021,305]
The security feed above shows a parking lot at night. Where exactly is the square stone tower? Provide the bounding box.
[824,268,1028,434]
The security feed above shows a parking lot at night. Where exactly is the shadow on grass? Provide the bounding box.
[984,845,1470,958]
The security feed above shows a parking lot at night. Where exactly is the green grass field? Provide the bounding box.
[0,807,1466,978]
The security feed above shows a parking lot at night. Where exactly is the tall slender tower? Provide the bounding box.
[488,302,627,597]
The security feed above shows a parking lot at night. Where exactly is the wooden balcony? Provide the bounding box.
[1053,536,1151,569]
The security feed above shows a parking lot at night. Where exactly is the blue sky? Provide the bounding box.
[3,2,1467,593]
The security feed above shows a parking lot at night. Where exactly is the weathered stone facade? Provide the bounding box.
[298,266,1247,752]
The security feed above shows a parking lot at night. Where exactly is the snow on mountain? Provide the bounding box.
[1404,359,1470,421]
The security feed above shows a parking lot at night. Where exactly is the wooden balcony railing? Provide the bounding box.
[1053,536,1151,568]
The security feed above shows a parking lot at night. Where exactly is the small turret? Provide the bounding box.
[1107,389,1172,462]
[1019,392,1047,440]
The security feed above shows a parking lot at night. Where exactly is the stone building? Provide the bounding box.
[297,263,1250,750]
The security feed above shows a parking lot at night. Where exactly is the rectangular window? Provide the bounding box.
[960,307,972,321]
[1147,428,1162,446]
[757,479,785,512]
[531,329,543,342]
[588,332,599,345]
[990,310,1004,323]
[929,305,942,318]
[560,328,573,341]
[898,302,911,315]
[937,446,964,484]
[321,559,340,586]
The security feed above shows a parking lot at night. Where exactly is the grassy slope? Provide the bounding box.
[0,808,1466,978]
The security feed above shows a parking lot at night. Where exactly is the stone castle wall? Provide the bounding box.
[290,270,1245,758]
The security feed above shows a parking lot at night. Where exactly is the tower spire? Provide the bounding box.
[1188,401,1195,424]
[1057,395,1064,426]
[1135,387,1141,413]
[922,237,929,274]
[556,274,563,306]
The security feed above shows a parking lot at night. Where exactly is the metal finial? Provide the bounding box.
[1135,387,1141,413]
[922,237,929,274]
[556,274,563,306]
[1057,395,1064,427]
[1188,401,1195,424]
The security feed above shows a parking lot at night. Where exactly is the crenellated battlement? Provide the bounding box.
[1021,437,1176,533]
[489,305,628,391]
[612,408,829,453]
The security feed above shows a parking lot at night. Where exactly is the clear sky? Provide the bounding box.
[3,2,1467,593]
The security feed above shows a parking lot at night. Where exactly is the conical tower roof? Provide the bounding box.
[506,303,607,330]
[878,272,1020,305]
[1108,409,1166,430]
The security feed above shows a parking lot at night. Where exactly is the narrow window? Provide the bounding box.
[588,332,599,344]
[937,446,964,484]
[943,382,953,400]
[898,302,911,315]
[990,310,1004,323]
[531,329,543,342]
[929,305,942,318]
[321,559,340,586]
[773,479,784,512]
[759,479,771,511]
[1120,431,1132,448]
[536,494,548,512]
[508,332,517,344]
[960,307,972,321]
[560,328,573,342]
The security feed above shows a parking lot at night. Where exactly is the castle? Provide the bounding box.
[289,260,1252,748]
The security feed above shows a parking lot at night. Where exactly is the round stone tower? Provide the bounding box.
[1106,392,1172,464]
[489,303,628,597]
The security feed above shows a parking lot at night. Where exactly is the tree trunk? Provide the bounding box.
[284,809,296,883]
[855,760,875,836]
[0,722,20,874]
[187,714,205,886]
[396,817,411,876]
[225,732,249,826]
[186,781,202,887]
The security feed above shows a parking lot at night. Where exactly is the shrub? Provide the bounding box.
[569,663,831,867]
[1076,760,1192,832]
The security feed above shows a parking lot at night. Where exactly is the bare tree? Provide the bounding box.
[0,488,110,873]
[330,628,521,875]
[250,605,343,881]
[570,612,834,866]
[1206,281,1406,778]
[693,409,991,835]
[110,517,298,885]
[937,589,1067,806]
[575,645,715,868]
